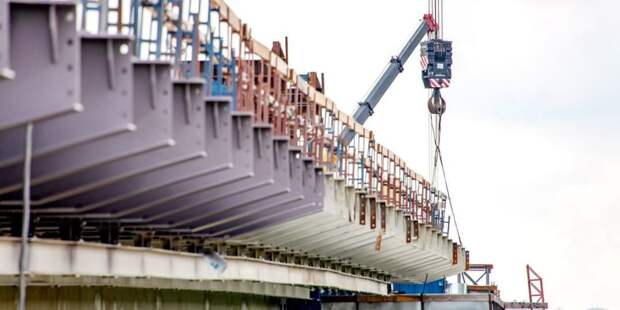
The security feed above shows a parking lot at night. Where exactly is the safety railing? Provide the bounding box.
[79,0,449,234]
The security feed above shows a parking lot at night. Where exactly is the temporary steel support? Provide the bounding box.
[503,265,549,309]
[527,265,546,309]
[459,263,493,286]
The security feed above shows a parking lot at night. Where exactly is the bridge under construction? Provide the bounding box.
[0,0,546,309]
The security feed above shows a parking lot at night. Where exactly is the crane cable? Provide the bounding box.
[427,0,458,244]
[429,114,463,246]
[426,0,459,245]
[441,0,444,38]
[427,0,444,39]
[430,114,440,185]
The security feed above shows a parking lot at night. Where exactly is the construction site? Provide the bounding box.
[3,0,616,308]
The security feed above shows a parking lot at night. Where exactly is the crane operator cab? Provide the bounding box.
[421,39,452,115]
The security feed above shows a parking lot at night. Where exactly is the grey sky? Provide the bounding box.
[226,0,620,309]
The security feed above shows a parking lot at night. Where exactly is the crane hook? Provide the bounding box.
[428,88,446,115]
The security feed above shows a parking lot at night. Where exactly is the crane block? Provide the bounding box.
[421,39,453,89]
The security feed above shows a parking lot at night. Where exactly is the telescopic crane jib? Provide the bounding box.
[340,5,453,145]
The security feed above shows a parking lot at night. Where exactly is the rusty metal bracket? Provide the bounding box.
[452,243,458,265]
[370,199,376,229]
[380,204,386,231]
[360,196,366,225]
[406,219,412,243]
[465,251,470,270]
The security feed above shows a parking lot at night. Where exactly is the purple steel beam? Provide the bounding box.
[0,34,146,197]
[214,168,325,237]
[0,1,327,243]
[221,203,323,237]
[0,35,134,170]
[175,147,306,232]
[67,111,255,218]
[0,1,80,130]
[117,125,274,222]
[29,67,206,205]
[187,159,325,236]
[37,96,239,215]
[0,40,175,201]
[145,137,292,229]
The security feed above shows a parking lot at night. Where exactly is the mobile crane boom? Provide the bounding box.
[341,14,448,145]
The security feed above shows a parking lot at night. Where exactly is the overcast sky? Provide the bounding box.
[226,1,620,309]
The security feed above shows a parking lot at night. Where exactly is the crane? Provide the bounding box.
[340,13,452,145]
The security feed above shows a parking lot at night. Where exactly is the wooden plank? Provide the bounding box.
[467,285,498,292]
[211,0,228,18]
[326,99,334,111]
[340,110,365,137]
[504,302,549,309]
[296,77,309,95]
[228,9,242,32]
[242,24,251,41]
[252,40,271,61]
[211,0,242,33]
[323,293,495,303]
[307,87,317,103]
[270,53,288,76]
[209,0,222,10]
[314,91,326,108]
